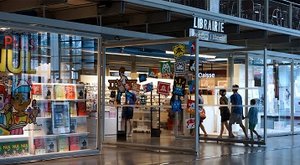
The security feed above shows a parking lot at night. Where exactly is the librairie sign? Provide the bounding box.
[191,17,227,43]
[193,17,224,33]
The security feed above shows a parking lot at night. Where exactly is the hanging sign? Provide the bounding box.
[189,28,227,43]
[157,81,171,95]
[148,68,159,78]
[172,77,186,96]
[193,17,224,33]
[174,61,185,74]
[143,82,153,92]
[173,44,186,58]
[160,61,173,79]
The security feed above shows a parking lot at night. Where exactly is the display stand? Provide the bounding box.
[151,91,161,137]
[116,106,126,141]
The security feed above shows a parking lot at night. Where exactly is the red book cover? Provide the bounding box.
[77,101,87,116]
[69,136,80,151]
[31,84,42,95]
[65,85,76,99]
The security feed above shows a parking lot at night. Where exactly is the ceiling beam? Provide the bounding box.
[0,0,40,12]
[52,4,98,20]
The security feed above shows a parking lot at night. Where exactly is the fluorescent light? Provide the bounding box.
[165,50,174,54]
[0,27,10,31]
[165,50,215,59]
[207,58,228,61]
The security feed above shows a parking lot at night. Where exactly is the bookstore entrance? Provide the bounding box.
[102,37,272,154]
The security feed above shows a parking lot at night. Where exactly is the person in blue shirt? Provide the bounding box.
[121,83,136,137]
[247,99,262,140]
[228,84,248,139]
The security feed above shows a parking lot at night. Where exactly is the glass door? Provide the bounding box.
[266,57,292,135]
[293,60,300,133]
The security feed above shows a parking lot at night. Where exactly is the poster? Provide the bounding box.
[173,77,186,96]
[148,68,159,78]
[174,61,185,74]
[52,102,70,134]
[157,81,171,95]
[160,61,173,78]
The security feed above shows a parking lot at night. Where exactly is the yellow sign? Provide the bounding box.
[173,44,185,58]
[0,49,36,74]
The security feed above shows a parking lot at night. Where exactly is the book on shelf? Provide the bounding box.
[34,117,52,136]
[76,117,87,133]
[70,102,77,117]
[77,101,87,116]
[76,85,86,99]
[65,85,76,100]
[69,136,80,151]
[0,141,29,157]
[31,84,43,99]
[52,102,70,134]
[58,136,69,152]
[43,84,54,99]
[70,118,77,133]
[45,137,57,153]
[79,135,88,150]
[54,84,66,100]
[34,138,46,155]
[37,100,51,117]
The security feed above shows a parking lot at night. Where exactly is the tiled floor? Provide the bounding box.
[20,134,300,165]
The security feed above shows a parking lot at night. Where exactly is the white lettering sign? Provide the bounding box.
[193,17,224,33]
[198,72,215,78]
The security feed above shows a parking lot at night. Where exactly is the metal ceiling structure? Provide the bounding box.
[1,0,300,68]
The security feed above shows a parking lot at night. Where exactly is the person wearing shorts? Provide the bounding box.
[228,85,248,139]
[247,99,261,140]
[121,83,136,137]
[218,89,230,138]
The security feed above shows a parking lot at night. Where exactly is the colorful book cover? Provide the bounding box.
[70,118,77,133]
[77,101,87,116]
[34,138,46,155]
[31,84,42,99]
[54,85,66,100]
[45,137,57,153]
[43,84,54,99]
[76,85,85,99]
[65,85,76,100]
[0,141,29,157]
[34,118,51,136]
[52,102,70,134]
[70,102,77,117]
[45,118,53,135]
[58,136,69,152]
[79,135,88,150]
[69,136,80,151]
[76,117,87,133]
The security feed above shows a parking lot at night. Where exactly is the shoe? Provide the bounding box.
[218,135,222,139]
[257,135,262,140]
[204,134,208,137]
[127,133,132,137]
[229,134,235,138]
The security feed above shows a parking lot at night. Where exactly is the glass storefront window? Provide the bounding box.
[265,57,292,135]
[0,28,98,158]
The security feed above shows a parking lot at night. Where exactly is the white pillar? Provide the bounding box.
[209,0,220,13]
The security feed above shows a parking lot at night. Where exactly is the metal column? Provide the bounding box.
[97,37,105,151]
[291,60,295,134]
[245,53,249,132]
[263,48,267,141]
[195,38,200,157]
